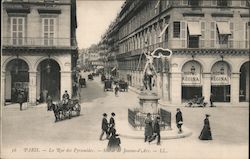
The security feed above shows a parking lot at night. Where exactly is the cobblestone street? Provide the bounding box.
[1,75,248,159]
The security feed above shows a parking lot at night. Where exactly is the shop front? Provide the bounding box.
[211,61,231,102]
[181,60,202,102]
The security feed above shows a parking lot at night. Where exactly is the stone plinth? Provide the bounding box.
[138,91,160,114]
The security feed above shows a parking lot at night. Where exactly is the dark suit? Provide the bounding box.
[176,111,183,132]
[100,118,109,140]
[108,117,115,136]
[150,121,161,144]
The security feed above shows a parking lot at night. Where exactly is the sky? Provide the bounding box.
[76,0,124,49]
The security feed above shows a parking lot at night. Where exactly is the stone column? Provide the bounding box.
[202,73,211,103]
[1,71,6,106]
[170,72,182,105]
[231,73,240,105]
[246,69,249,101]
[28,71,37,105]
[60,71,72,99]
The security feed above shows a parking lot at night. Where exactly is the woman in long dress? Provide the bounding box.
[199,114,212,140]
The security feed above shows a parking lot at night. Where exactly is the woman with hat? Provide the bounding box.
[199,114,212,140]
[144,113,153,142]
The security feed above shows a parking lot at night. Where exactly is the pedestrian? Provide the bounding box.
[199,114,212,140]
[17,90,25,111]
[108,112,116,138]
[114,85,119,96]
[144,113,153,142]
[47,95,52,111]
[149,116,161,145]
[176,108,183,133]
[107,128,121,152]
[210,93,215,107]
[100,113,109,140]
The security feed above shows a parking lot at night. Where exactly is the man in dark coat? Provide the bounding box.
[108,112,116,138]
[210,93,215,107]
[176,108,183,133]
[100,113,109,140]
[17,90,25,111]
[199,114,212,140]
[149,116,161,145]
[62,90,70,106]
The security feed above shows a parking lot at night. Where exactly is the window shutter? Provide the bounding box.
[228,0,232,6]
[241,0,246,6]
[229,22,234,48]
[199,0,203,6]
[210,21,216,47]
[201,21,206,48]
[180,21,186,48]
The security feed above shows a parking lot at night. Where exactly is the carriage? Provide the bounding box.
[88,74,93,80]
[185,96,207,107]
[51,98,81,122]
[118,80,128,92]
[104,79,113,92]
[79,78,86,88]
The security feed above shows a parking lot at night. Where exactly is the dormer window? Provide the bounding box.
[218,0,228,6]
[188,0,200,6]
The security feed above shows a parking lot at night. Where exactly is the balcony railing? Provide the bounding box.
[2,37,77,48]
[119,40,249,56]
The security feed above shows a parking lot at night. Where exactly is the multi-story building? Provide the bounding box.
[1,0,78,105]
[110,0,249,105]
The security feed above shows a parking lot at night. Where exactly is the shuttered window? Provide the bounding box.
[210,21,216,47]
[180,21,187,48]
[11,17,25,45]
[42,18,56,46]
[200,21,206,48]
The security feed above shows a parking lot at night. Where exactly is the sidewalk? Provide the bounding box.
[128,85,249,107]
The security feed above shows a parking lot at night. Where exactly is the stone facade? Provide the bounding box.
[107,0,250,105]
[1,0,78,105]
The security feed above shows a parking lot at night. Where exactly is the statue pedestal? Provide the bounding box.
[138,91,160,115]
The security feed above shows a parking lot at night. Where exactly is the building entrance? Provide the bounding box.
[182,86,202,101]
[37,59,61,101]
[5,59,29,103]
[211,85,230,102]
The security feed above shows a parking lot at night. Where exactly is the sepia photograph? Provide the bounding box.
[0,0,249,159]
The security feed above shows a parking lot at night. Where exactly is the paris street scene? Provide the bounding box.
[1,0,249,159]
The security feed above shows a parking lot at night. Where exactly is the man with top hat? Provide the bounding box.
[100,113,109,140]
[108,112,116,137]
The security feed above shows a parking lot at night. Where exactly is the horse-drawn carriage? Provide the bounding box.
[104,79,113,92]
[79,77,86,88]
[88,74,93,80]
[185,96,207,107]
[49,98,81,122]
[101,74,106,82]
[118,80,128,92]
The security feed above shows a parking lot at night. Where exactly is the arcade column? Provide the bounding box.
[28,71,37,105]
[60,71,72,99]
[162,72,170,102]
[231,73,240,105]
[203,73,211,103]
[1,71,6,106]
[170,72,182,105]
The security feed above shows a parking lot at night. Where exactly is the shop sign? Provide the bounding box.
[182,72,201,84]
[211,74,230,85]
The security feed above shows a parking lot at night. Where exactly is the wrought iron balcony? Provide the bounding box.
[2,37,77,48]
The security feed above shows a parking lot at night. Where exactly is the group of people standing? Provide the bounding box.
[100,112,121,152]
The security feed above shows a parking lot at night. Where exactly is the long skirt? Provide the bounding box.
[199,126,212,140]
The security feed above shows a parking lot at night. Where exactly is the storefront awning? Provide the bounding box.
[187,22,201,36]
[216,22,231,35]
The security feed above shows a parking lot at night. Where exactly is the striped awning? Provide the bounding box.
[187,22,202,36]
[216,22,231,35]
